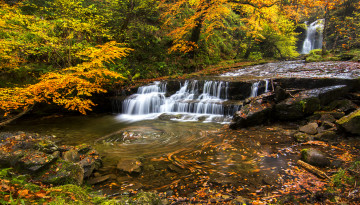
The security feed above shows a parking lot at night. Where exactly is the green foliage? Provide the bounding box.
[332,168,354,188]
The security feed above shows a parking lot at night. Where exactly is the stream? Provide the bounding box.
[3,60,360,201]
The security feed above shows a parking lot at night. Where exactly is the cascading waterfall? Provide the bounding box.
[119,80,270,123]
[250,81,260,97]
[301,19,324,54]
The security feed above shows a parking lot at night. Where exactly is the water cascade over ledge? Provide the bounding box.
[118,80,270,123]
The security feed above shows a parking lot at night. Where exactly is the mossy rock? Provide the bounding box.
[18,150,57,173]
[294,132,311,142]
[301,148,330,167]
[336,109,360,135]
[38,160,84,185]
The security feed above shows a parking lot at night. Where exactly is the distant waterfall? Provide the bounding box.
[301,19,324,54]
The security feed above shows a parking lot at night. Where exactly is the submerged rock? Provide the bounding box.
[87,174,111,185]
[336,109,360,135]
[301,148,330,167]
[117,158,142,174]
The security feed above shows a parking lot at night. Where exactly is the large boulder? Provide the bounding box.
[230,100,273,129]
[336,109,360,135]
[274,85,348,120]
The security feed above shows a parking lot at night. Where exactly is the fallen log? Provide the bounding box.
[297,160,330,180]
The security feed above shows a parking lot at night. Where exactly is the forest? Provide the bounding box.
[0,0,360,204]
[0,0,359,119]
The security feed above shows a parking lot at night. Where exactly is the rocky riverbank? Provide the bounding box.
[0,132,102,185]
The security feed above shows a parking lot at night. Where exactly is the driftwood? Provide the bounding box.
[0,105,34,127]
[297,160,330,180]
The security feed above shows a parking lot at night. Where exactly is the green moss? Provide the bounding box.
[300,149,308,160]
[336,109,360,125]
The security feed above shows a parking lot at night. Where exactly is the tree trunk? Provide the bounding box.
[322,6,329,56]
[0,105,34,127]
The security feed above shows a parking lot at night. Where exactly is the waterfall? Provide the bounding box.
[119,80,272,123]
[301,19,324,54]
[250,81,260,97]
[119,80,233,123]
[265,79,269,93]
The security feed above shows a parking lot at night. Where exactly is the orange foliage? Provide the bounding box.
[0,41,133,116]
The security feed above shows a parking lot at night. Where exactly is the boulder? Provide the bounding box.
[38,160,84,185]
[299,122,318,135]
[230,100,273,129]
[18,150,56,173]
[274,85,348,120]
[301,148,330,167]
[78,155,102,178]
[327,99,358,114]
[117,158,142,174]
[63,149,80,163]
[336,109,360,135]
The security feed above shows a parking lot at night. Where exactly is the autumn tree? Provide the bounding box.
[160,0,299,60]
[0,1,133,125]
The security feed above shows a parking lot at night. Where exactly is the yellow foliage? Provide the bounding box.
[0,41,133,116]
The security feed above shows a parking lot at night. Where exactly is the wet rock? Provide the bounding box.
[39,160,84,185]
[319,114,336,123]
[301,148,330,167]
[294,132,311,142]
[319,121,337,131]
[52,151,60,158]
[336,109,360,135]
[18,150,56,172]
[63,149,80,163]
[274,86,289,102]
[76,144,92,155]
[87,174,111,185]
[314,111,345,119]
[78,157,96,178]
[299,122,318,135]
[275,85,348,120]
[230,100,274,129]
[314,130,338,141]
[35,139,58,154]
[117,158,142,174]
[327,99,358,114]
[158,114,181,120]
